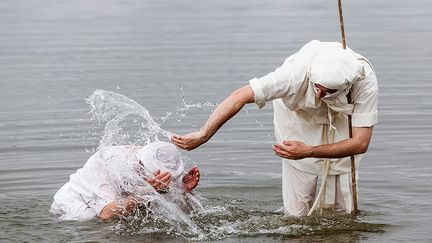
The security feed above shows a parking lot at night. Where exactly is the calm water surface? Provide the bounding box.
[1,0,432,241]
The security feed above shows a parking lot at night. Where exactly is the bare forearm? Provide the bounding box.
[310,138,367,158]
[310,127,373,158]
[201,85,254,140]
[273,127,373,160]
[172,85,255,150]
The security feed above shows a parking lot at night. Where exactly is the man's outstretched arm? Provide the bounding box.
[273,126,374,160]
[172,85,255,150]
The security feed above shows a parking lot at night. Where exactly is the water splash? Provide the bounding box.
[86,89,172,148]
[158,85,217,125]
[83,89,384,241]
[86,89,209,239]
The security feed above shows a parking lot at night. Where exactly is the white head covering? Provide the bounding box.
[307,47,365,131]
[309,47,365,114]
[136,141,184,179]
[310,48,363,90]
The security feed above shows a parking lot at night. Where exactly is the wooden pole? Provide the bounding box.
[337,0,358,216]
[338,0,347,49]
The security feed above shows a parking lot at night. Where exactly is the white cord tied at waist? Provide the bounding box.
[307,124,334,216]
[307,124,353,216]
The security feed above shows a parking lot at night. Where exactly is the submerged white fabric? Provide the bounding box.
[283,163,351,216]
[248,40,378,214]
[51,143,185,221]
[50,149,117,221]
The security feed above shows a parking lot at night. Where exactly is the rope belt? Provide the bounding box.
[307,124,352,216]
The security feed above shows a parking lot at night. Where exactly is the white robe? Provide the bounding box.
[50,148,119,221]
[248,40,378,213]
[50,142,184,221]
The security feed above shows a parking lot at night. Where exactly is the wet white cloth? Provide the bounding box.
[50,149,117,221]
[50,142,184,221]
[137,141,184,179]
[283,163,350,216]
[248,40,378,214]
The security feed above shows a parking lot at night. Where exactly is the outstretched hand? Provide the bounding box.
[182,166,200,192]
[171,131,207,151]
[273,140,313,160]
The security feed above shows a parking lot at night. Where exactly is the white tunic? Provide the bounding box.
[249,40,378,176]
[50,142,185,221]
[249,40,378,213]
[50,147,126,221]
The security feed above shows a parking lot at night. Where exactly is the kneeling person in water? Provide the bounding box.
[50,141,200,221]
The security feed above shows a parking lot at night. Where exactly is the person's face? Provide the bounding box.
[314,83,338,100]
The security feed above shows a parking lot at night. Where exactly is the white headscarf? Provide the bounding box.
[136,141,184,179]
[307,47,365,131]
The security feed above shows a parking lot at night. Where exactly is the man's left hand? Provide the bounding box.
[273,140,313,160]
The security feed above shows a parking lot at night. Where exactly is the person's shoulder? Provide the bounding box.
[299,40,341,51]
[299,40,322,52]
[292,40,338,62]
[99,145,131,155]
[286,40,327,67]
[351,60,378,98]
[85,146,126,166]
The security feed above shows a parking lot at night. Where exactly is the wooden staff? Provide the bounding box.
[337,0,358,216]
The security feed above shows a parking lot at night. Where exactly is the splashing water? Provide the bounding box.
[86,89,209,239]
[83,89,384,241]
[159,85,217,125]
[86,89,172,147]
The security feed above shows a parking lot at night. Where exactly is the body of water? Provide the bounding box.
[1,0,432,241]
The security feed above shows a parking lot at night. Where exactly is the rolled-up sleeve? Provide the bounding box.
[90,158,117,217]
[94,197,111,217]
[351,66,379,127]
[92,182,116,216]
[249,62,295,109]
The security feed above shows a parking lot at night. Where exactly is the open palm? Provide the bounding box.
[182,166,200,192]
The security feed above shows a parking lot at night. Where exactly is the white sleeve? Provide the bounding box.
[351,64,379,127]
[94,197,111,217]
[248,41,317,109]
[88,150,117,216]
[249,60,295,109]
[92,180,116,216]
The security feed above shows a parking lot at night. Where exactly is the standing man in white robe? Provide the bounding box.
[172,40,378,216]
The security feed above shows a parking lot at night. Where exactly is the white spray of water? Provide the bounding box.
[85,89,208,239]
[159,85,217,125]
[87,89,172,147]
